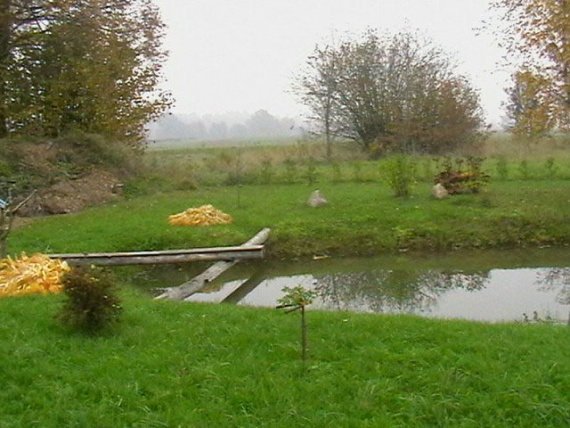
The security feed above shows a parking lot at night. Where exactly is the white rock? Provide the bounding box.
[432,183,449,199]
[307,190,328,207]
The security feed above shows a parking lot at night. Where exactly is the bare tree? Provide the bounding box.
[293,44,341,160]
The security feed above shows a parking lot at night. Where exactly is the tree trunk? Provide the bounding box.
[0,1,11,137]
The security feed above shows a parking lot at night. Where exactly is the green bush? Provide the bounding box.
[58,266,122,334]
[382,155,416,197]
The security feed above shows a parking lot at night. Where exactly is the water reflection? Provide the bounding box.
[536,268,570,324]
[142,250,570,323]
[314,270,489,315]
[216,267,568,323]
[536,268,570,305]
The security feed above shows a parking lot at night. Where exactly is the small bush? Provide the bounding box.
[518,160,531,180]
[58,266,122,334]
[495,157,509,180]
[543,157,558,179]
[382,155,416,197]
[303,157,319,185]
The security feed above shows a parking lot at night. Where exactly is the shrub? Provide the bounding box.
[382,155,416,197]
[495,157,509,180]
[303,157,319,185]
[58,266,122,334]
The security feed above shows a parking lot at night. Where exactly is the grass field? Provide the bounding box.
[2,133,570,427]
[9,178,570,259]
[1,292,569,427]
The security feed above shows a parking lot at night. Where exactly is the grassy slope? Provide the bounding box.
[1,292,569,427]
[9,180,570,259]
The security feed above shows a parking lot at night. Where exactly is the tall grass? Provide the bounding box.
[136,133,570,195]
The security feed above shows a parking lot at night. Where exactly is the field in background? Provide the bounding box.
[9,131,570,259]
[135,132,570,194]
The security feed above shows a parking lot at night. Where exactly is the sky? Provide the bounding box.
[153,0,512,124]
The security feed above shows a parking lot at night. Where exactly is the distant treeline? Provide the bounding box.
[147,109,304,141]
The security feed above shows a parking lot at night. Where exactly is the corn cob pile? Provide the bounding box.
[0,253,70,297]
[168,204,233,226]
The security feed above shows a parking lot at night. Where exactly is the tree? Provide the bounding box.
[245,109,283,137]
[503,69,553,140]
[0,0,171,143]
[294,30,483,156]
[491,0,570,131]
[294,44,341,160]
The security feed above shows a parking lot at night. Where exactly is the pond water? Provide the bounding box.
[139,248,570,324]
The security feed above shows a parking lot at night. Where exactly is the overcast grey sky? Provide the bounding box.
[153,0,511,123]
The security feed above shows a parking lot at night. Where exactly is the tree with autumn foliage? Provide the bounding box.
[0,0,171,144]
[492,0,570,132]
[504,69,553,139]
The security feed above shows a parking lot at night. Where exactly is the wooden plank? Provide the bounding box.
[48,245,264,266]
[156,228,270,301]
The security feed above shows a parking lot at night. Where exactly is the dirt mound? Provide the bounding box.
[34,169,123,215]
[2,138,128,216]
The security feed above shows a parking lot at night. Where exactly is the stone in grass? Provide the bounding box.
[307,190,328,207]
[432,183,449,199]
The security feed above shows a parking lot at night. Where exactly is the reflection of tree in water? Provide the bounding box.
[314,269,489,315]
[536,268,570,305]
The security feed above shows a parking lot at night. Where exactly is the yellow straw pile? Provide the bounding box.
[0,253,70,297]
[168,204,233,226]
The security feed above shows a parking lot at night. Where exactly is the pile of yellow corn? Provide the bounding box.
[168,204,233,226]
[0,253,70,297]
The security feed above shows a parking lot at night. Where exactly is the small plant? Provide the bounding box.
[543,157,557,179]
[496,157,509,181]
[331,162,343,183]
[352,162,363,182]
[258,157,274,184]
[518,159,531,180]
[277,285,317,366]
[284,158,298,184]
[421,158,434,182]
[303,157,319,185]
[58,266,122,334]
[382,154,416,197]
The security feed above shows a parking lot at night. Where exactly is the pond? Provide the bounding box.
[138,248,570,324]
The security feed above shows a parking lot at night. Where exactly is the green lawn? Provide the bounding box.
[1,292,568,427]
[9,180,570,259]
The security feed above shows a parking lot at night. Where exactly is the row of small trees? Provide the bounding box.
[293,29,485,158]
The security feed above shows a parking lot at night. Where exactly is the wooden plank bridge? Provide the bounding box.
[47,228,271,302]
